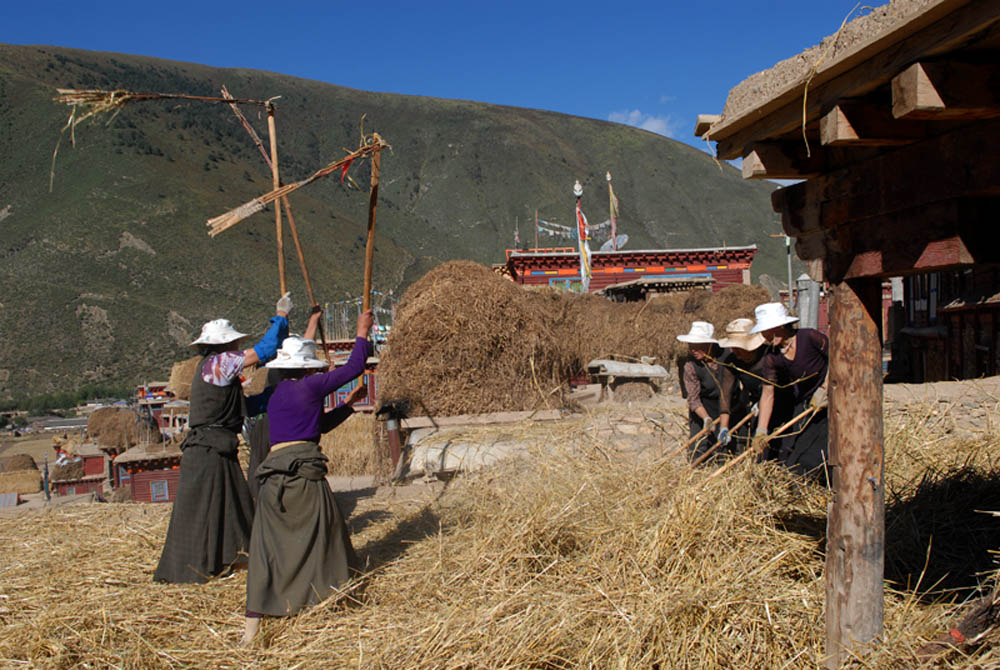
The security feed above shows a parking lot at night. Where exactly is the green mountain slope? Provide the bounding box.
[0,44,785,397]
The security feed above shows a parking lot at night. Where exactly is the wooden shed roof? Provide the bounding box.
[696,0,1000,283]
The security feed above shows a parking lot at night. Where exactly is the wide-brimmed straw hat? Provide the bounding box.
[265,336,327,369]
[676,321,718,344]
[718,318,766,351]
[190,319,247,347]
[749,302,799,334]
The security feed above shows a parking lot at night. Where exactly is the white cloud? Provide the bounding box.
[608,109,683,139]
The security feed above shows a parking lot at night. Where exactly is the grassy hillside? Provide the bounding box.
[0,44,786,396]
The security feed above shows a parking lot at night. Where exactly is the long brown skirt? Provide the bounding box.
[246,441,358,616]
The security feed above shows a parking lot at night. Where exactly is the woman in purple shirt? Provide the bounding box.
[241,310,372,645]
[752,302,830,483]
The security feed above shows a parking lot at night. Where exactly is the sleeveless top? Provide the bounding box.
[188,355,246,432]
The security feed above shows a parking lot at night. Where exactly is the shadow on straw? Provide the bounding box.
[773,465,1000,603]
[356,506,444,573]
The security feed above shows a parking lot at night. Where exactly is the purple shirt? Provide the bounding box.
[267,337,371,445]
[762,328,828,404]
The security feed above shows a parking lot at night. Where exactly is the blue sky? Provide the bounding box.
[4,1,868,152]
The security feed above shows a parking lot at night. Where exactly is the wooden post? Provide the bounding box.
[266,102,286,295]
[534,209,539,251]
[363,137,382,312]
[826,278,884,668]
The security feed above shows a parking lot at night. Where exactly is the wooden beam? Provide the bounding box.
[786,198,1000,281]
[709,1,1000,158]
[893,61,1000,120]
[400,409,562,430]
[774,119,1000,237]
[820,102,928,146]
[742,141,826,179]
[826,278,885,668]
[694,114,720,137]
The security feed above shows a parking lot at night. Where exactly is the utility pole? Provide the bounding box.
[771,233,795,312]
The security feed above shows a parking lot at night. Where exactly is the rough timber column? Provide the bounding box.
[826,278,885,668]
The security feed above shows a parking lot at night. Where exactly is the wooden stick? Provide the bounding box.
[221,86,329,359]
[689,410,756,468]
[266,102,286,295]
[363,136,382,312]
[206,140,384,237]
[660,415,721,462]
[703,405,821,482]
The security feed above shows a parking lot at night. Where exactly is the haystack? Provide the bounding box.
[169,355,269,400]
[0,454,37,472]
[377,261,769,416]
[0,470,41,495]
[87,407,162,451]
[51,460,84,482]
[167,355,201,401]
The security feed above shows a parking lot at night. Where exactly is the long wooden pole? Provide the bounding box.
[825,278,884,668]
[661,415,721,462]
[221,87,329,358]
[703,404,819,482]
[363,136,382,312]
[266,102,286,295]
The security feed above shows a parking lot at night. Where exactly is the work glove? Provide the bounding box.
[750,402,759,417]
[276,292,293,315]
[810,386,828,409]
[717,426,731,447]
[702,416,712,433]
[751,425,769,453]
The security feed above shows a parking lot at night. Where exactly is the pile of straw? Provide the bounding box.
[0,398,998,667]
[50,460,85,482]
[0,455,42,494]
[0,470,41,495]
[377,261,768,416]
[167,355,201,401]
[87,407,162,450]
[320,413,378,476]
[0,454,37,472]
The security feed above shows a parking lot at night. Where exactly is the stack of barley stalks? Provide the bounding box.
[0,396,998,667]
[377,260,769,417]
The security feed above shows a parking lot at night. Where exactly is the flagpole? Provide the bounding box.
[574,180,590,293]
[607,171,618,251]
[534,209,539,251]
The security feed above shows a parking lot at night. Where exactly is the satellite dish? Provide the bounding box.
[600,234,629,251]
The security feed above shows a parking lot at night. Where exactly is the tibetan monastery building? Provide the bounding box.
[505,245,757,293]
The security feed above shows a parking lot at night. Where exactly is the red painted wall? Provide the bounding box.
[132,469,181,503]
[83,455,104,477]
[55,479,104,496]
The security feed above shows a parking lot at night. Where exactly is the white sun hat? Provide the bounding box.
[676,321,719,344]
[749,302,800,334]
[190,319,247,347]
[265,336,327,369]
[718,318,766,351]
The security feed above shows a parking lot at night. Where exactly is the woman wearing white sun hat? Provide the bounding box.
[154,293,293,584]
[751,302,830,482]
[717,317,774,446]
[242,309,373,646]
[677,321,737,461]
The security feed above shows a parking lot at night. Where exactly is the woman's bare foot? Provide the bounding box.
[239,617,260,647]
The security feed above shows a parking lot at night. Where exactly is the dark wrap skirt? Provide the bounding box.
[778,402,830,485]
[153,426,254,583]
[246,441,358,616]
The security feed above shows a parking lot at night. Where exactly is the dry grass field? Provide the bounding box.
[0,392,998,668]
